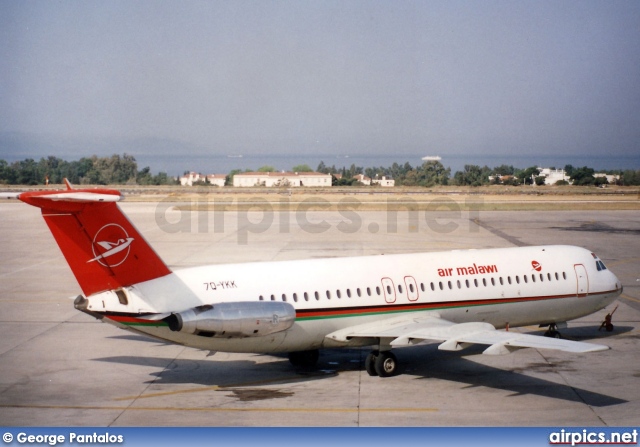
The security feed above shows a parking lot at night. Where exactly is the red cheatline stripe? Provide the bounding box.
[98,289,616,324]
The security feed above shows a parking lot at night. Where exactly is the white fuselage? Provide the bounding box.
[85,245,621,353]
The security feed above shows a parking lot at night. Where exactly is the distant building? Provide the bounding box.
[180,172,227,186]
[372,175,395,187]
[594,173,619,184]
[538,168,570,185]
[353,174,371,185]
[233,171,332,187]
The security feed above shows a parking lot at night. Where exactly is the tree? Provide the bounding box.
[516,166,541,185]
[292,164,313,172]
[257,165,277,172]
[622,170,640,186]
[492,164,515,176]
[453,165,491,186]
[403,161,450,187]
[564,164,575,177]
[570,166,595,186]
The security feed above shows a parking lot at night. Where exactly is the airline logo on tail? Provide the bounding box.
[88,223,134,267]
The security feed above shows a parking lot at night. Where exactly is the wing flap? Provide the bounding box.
[327,314,609,355]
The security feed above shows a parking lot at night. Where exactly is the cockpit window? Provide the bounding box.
[596,260,607,271]
[592,253,608,271]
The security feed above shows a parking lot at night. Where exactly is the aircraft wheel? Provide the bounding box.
[605,323,614,332]
[365,351,379,376]
[288,349,320,367]
[544,330,561,339]
[374,351,398,377]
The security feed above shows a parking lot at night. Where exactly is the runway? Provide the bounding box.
[0,201,639,426]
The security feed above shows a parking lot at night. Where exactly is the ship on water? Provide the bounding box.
[422,155,441,161]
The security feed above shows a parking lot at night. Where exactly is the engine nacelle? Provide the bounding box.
[165,301,296,338]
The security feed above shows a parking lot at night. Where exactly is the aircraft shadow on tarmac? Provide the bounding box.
[97,325,628,408]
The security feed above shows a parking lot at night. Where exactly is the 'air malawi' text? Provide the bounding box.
[437,264,499,277]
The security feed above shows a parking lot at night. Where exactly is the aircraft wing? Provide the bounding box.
[325,314,609,355]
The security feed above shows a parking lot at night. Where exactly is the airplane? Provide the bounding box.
[2,182,622,377]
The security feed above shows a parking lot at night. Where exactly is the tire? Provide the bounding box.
[365,351,378,376]
[374,351,398,377]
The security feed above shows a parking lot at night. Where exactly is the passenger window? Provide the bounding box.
[555,272,559,280]
[398,285,403,294]
[347,289,351,298]
[562,272,567,280]
[259,295,264,301]
[336,290,341,299]
[420,283,425,292]
[282,293,287,302]
[523,276,528,283]
[540,273,544,281]
[367,287,371,296]
[491,278,495,286]
[439,282,443,290]
[457,280,461,289]
[482,278,487,287]
[499,277,503,285]
[304,292,309,301]
[409,283,415,293]
[314,291,319,300]
[357,288,362,297]
[465,279,470,288]
[508,276,512,284]
[532,274,536,283]
[474,279,479,287]
[376,286,381,295]
[430,282,435,291]
[326,290,331,299]
[448,281,452,289]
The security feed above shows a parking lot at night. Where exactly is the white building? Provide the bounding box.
[372,175,395,187]
[353,174,371,185]
[594,173,619,184]
[538,168,570,185]
[233,171,332,187]
[180,172,227,187]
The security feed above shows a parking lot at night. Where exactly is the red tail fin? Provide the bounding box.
[19,186,171,296]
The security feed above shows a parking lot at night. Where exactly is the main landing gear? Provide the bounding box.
[544,324,562,339]
[365,350,398,377]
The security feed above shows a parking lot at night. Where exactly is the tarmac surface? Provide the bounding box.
[0,201,639,426]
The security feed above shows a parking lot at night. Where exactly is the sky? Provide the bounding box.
[1,0,639,171]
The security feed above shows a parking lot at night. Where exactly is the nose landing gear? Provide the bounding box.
[599,305,618,332]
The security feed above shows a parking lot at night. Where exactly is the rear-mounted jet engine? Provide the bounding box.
[164,301,296,338]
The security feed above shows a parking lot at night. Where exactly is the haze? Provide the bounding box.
[1,1,639,168]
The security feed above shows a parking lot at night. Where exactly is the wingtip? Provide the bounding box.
[63,178,73,190]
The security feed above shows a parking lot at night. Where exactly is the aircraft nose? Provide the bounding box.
[612,271,623,295]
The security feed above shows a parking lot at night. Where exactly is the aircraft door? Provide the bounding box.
[574,264,589,296]
[381,277,396,303]
[404,276,419,302]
